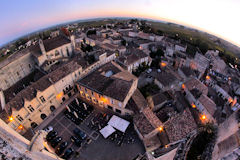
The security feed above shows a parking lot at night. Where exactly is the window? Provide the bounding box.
[118,102,122,107]
[40,96,46,103]
[108,106,113,110]
[27,105,35,112]
[55,50,60,56]
[66,47,70,57]
[111,99,114,104]
[16,115,24,122]
[91,91,94,96]
[40,114,47,120]
[75,74,77,78]
[78,71,81,75]
[28,64,31,69]
[28,119,32,122]
[16,72,19,76]
[85,88,87,93]
[116,109,122,114]
[31,122,38,129]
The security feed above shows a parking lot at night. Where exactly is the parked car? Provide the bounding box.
[70,136,82,147]
[50,136,62,148]
[55,142,68,155]
[61,148,74,160]
[73,128,87,140]
[46,131,57,142]
[44,126,53,133]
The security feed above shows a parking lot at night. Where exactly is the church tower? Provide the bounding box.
[70,35,76,49]
[39,39,46,55]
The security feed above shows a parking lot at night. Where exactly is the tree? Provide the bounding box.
[199,42,209,54]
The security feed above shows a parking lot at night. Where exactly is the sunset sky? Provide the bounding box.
[1,0,240,47]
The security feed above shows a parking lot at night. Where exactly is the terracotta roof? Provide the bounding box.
[43,36,71,52]
[155,71,178,87]
[185,78,208,95]
[152,93,168,106]
[131,89,148,111]
[164,108,197,143]
[217,130,240,156]
[3,70,46,103]
[118,49,149,66]
[133,112,155,136]
[5,59,82,112]
[48,60,82,83]
[79,62,134,102]
[143,107,163,128]
[180,66,199,77]
[198,94,217,116]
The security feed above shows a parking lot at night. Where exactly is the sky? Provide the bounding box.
[1,0,240,47]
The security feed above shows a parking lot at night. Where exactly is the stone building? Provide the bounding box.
[2,60,83,135]
[0,35,75,91]
[77,61,138,115]
[117,48,151,72]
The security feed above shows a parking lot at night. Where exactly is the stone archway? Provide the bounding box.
[31,122,38,129]
[50,105,56,112]
[40,113,47,120]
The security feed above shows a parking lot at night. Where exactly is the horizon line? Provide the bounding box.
[1,16,239,50]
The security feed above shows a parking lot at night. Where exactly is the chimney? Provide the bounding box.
[39,39,46,55]
[0,90,6,110]
[48,77,54,84]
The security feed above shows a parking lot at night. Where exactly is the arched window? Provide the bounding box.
[50,105,56,112]
[62,97,66,102]
[31,122,38,129]
[66,47,70,57]
[40,113,47,120]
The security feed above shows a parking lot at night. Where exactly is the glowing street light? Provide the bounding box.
[158,126,164,132]
[161,62,167,67]
[206,75,210,80]
[191,103,196,108]
[200,115,207,121]
[8,116,14,122]
[181,84,185,89]
[56,92,64,100]
[18,125,23,130]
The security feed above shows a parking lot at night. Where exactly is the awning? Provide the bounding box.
[108,115,130,133]
[100,125,116,138]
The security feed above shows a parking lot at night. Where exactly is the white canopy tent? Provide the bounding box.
[100,125,116,138]
[108,115,130,133]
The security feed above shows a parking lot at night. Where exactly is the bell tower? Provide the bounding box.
[39,39,46,55]
[70,35,76,49]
